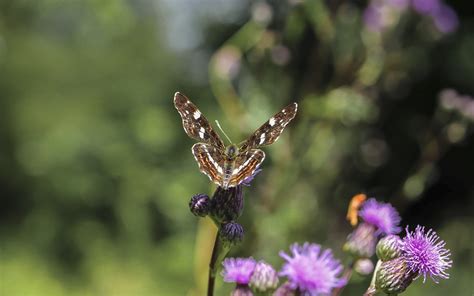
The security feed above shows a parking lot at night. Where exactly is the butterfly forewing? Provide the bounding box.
[191,143,225,186]
[239,102,298,151]
[174,92,225,150]
[227,149,265,188]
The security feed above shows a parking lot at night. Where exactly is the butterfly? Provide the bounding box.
[174,92,298,189]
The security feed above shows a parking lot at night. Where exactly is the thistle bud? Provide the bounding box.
[376,234,403,262]
[210,186,244,223]
[189,194,210,217]
[343,223,377,258]
[249,261,279,293]
[220,221,244,246]
[354,258,374,275]
[375,257,417,294]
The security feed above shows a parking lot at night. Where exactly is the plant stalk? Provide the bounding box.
[207,230,220,296]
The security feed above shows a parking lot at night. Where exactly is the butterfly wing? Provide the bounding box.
[174,92,225,150]
[192,143,225,186]
[226,149,265,188]
[239,102,298,151]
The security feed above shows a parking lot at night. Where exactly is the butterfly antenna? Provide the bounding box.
[215,120,233,144]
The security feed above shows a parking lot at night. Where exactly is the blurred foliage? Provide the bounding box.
[0,0,473,295]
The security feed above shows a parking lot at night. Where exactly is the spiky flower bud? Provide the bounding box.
[189,194,210,217]
[375,257,417,294]
[354,258,374,275]
[210,186,243,223]
[249,261,279,293]
[376,234,403,262]
[343,223,378,258]
[220,221,244,246]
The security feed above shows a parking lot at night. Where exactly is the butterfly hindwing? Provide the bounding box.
[174,92,225,150]
[227,149,265,188]
[191,143,225,186]
[239,102,298,151]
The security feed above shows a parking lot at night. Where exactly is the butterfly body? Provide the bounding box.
[222,144,239,187]
[174,92,297,189]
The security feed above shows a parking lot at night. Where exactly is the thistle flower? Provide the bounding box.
[402,225,452,283]
[222,257,257,285]
[279,243,346,295]
[249,260,279,292]
[359,198,401,235]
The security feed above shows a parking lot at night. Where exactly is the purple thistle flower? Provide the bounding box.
[279,243,346,295]
[402,225,452,283]
[359,198,401,235]
[222,258,257,285]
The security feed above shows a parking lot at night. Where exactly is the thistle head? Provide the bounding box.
[376,234,403,262]
[189,193,210,217]
[375,257,417,294]
[359,198,401,235]
[343,222,378,258]
[249,260,279,293]
[354,258,374,275]
[402,225,452,283]
[220,221,244,246]
[279,242,346,295]
[210,185,244,223]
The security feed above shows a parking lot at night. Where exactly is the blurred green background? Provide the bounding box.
[0,1,473,295]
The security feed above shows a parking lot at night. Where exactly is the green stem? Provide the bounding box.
[207,228,233,296]
[207,231,220,296]
[364,260,382,296]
